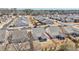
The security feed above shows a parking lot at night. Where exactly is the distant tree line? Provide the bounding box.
[0,8,79,15]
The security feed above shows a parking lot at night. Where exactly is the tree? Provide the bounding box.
[23,9,33,15]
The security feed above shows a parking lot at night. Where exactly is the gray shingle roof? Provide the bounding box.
[32,27,45,39]
[64,27,74,34]
[42,20,53,24]
[48,26,61,36]
[10,29,28,43]
[13,16,29,27]
[0,30,7,42]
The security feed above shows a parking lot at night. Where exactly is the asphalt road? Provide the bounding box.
[1,18,14,30]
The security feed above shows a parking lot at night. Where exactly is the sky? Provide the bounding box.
[0,0,79,8]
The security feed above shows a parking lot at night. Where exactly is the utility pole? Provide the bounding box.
[4,31,12,50]
[27,31,34,51]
